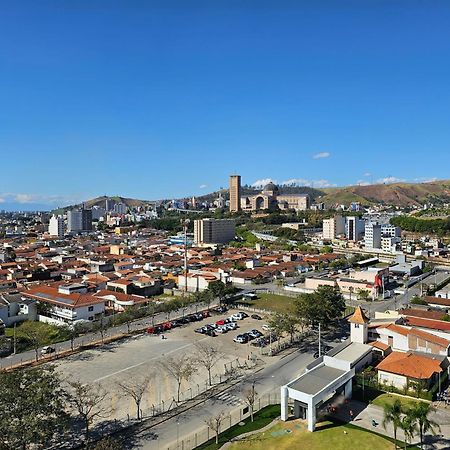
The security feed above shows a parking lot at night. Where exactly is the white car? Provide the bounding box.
[224,322,237,331]
[262,324,272,331]
[216,326,227,334]
[231,313,245,321]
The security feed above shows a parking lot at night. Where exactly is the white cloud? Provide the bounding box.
[0,193,84,206]
[199,184,207,189]
[356,180,370,186]
[312,152,330,159]
[375,177,406,185]
[363,172,371,177]
[251,178,277,188]
[281,178,337,188]
[414,177,438,183]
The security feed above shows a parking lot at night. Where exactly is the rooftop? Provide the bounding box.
[288,365,347,396]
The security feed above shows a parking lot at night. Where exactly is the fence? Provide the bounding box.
[155,390,281,450]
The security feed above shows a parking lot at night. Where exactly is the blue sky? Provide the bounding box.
[1,1,450,210]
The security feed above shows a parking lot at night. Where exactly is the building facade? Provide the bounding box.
[229,175,241,212]
[48,215,65,238]
[241,182,310,212]
[323,216,345,240]
[193,218,236,244]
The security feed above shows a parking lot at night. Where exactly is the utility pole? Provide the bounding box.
[318,322,321,357]
[13,322,17,355]
[182,219,190,293]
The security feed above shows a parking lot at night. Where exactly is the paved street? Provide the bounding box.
[123,348,315,450]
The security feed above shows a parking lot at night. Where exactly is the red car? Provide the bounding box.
[161,321,172,330]
[147,325,163,334]
[215,319,226,326]
[202,310,210,318]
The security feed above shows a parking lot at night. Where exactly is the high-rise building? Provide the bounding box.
[194,218,236,244]
[48,215,64,238]
[346,216,365,242]
[322,215,345,240]
[67,209,93,233]
[229,175,241,212]
[364,223,382,249]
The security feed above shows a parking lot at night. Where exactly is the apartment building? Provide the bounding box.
[323,215,345,240]
[346,216,365,242]
[229,175,241,212]
[364,223,382,249]
[193,218,236,244]
[48,214,65,238]
[67,208,93,233]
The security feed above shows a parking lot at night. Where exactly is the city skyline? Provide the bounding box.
[1,1,450,209]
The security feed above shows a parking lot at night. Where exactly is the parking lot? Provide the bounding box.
[54,308,272,422]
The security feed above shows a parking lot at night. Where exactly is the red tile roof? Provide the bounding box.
[376,352,442,379]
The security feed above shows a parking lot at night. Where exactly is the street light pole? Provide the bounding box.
[318,322,321,357]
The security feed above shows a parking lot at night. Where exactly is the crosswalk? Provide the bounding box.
[215,391,244,406]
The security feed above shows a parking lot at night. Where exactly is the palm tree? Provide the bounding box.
[382,399,403,449]
[411,402,441,449]
[400,409,417,450]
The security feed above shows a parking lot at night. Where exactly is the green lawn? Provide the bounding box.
[196,405,280,450]
[371,393,422,411]
[238,293,297,313]
[226,420,418,450]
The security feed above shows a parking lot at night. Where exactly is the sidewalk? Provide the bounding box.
[331,400,450,449]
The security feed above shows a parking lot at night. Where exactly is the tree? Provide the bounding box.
[382,399,403,449]
[207,280,226,305]
[400,410,417,450]
[357,289,371,301]
[411,402,441,449]
[117,375,152,420]
[244,382,258,422]
[0,367,69,450]
[21,322,48,362]
[269,313,299,344]
[68,381,111,445]
[91,437,122,450]
[194,341,224,386]
[205,412,225,444]
[160,355,197,403]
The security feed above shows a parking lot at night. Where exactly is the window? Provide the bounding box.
[88,306,94,312]
[88,316,94,321]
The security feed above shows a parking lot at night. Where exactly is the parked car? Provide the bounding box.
[224,322,238,331]
[205,329,217,337]
[161,321,172,330]
[233,335,248,344]
[170,319,183,328]
[251,314,262,320]
[147,325,163,334]
[261,324,272,331]
[231,312,246,321]
[194,327,205,334]
[215,326,228,334]
[216,319,226,326]
[41,346,55,355]
[248,329,263,339]
[313,346,333,359]
[214,306,228,313]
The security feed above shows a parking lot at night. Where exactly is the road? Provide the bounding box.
[123,348,315,450]
[0,300,218,370]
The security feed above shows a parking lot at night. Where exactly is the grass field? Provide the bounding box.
[371,393,422,411]
[227,420,414,450]
[197,405,280,450]
[238,293,297,313]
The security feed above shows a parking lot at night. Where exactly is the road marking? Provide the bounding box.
[92,336,209,383]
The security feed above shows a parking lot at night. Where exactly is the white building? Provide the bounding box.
[364,223,382,249]
[193,218,236,244]
[48,215,65,238]
[323,216,345,240]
